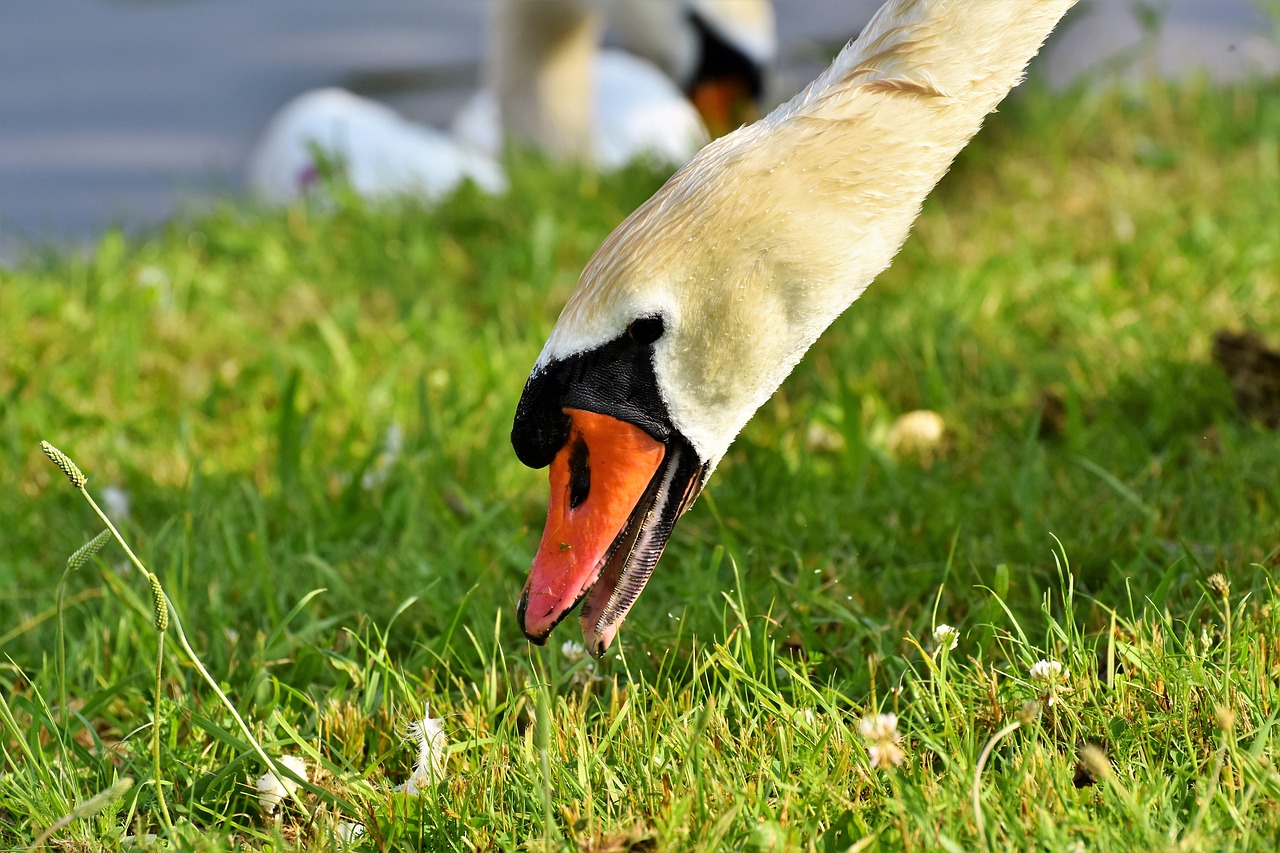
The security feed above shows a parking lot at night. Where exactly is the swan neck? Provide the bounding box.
[492,0,601,160]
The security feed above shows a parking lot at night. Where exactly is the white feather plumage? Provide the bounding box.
[535,0,1078,471]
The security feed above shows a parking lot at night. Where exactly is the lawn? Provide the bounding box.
[1,78,1278,850]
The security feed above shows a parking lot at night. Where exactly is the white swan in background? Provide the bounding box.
[452,0,710,170]
[247,88,506,204]
[509,0,1079,655]
[248,0,776,200]
[452,0,776,169]
[451,55,710,171]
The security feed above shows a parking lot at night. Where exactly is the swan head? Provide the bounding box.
[510,124,856,657]
[510,307,707,658]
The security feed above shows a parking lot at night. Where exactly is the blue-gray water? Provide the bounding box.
[1,0,1276,262]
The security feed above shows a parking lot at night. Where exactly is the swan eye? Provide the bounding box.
[626,317,664,346]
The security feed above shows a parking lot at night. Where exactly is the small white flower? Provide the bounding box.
[868,742,905,769]
[255,755,307,816]
[859,712,904,769]
[1029,659,1064,683]
[101,486,131,522]
[859,712,897,741]
[560,640,588,663]
[1029,658,1070,707]
[396,704,447,794]
[933,624,959,652]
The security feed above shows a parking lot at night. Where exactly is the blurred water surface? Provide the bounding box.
[1,0,1276,260]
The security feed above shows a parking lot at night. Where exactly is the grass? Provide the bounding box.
[1,77,1279,850]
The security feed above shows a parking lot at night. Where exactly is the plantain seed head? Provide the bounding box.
[41,441,88,489]
[149,574,169,632]
[67,529,112,571]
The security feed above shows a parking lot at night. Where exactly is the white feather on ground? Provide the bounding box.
[255,755,307,816]
[394,704,448,795]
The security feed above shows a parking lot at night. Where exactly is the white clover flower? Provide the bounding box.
[867,741,905,769]
[859,712,904,769]
[1029,658,1071,707]
[395,704,447,794]
[859,712,897,741]
[560,640,589,663]
[933,624,959,652]
[561,639,602,687]
[1029,659,1064,683]
[255,755,307,816]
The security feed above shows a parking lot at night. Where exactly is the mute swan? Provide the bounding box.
[452,0,705,169]
[249,1,769,201]
[510,0,1079,656]
[246,88,506,204]
[451,53,710,171]
[452,0,775,169]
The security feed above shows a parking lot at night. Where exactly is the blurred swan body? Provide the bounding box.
[451,50,710,171]
[456,0,776,167]
[247,88,507,204]
[453,0,718,169]
[247,0,774,200]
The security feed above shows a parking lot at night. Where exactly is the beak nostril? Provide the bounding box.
[568,435,591,510]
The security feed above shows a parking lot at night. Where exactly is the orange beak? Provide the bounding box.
[517,409,665,642]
